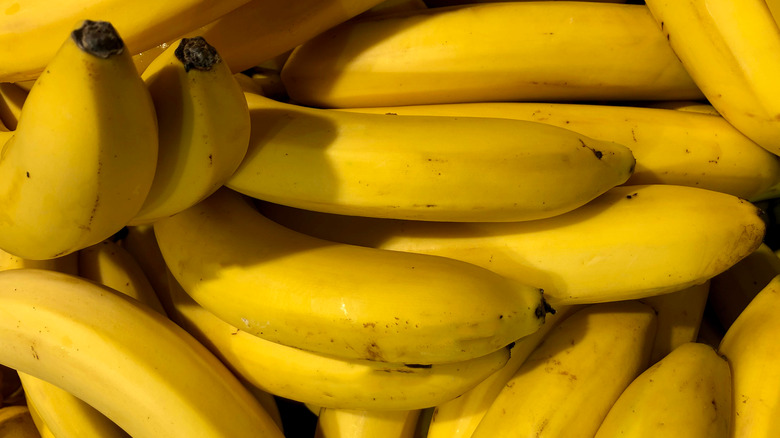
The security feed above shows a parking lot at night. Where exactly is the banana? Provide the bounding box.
[227,91,635,222]
[115,225,169,297]
[180,0,386,74]
[0,0,250,82]
[129,36,250,225]
[0,83,27,130]
[593,342,731,438]
[339,101,780,200]
[155,187,551,364]
[0,248,77,275]
[260,184,765,305]
[78,239,166,315]
[639,281,711,365]
[718,275,780,438]
[280,2,703,108]
[426,305,579,438]
[644,100,721,116]
[768,0,780,27]
[470,301,657,438]
[314,408,421,438]
[708,243,780,330]
[158,269,513,410]
[644,0,780,156]
[0,20,158,260]
[17,372,130,438]
[360,0,428,18]
[26,398,56,438]
[0,405,40,438]
[0,268,283,438]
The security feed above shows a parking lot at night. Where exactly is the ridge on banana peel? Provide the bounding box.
[470,301,658,438]
[260,184,766,305]
[0,20,158,260]
[594,342,731,438]
[280,1,703,108]
[644,0,780,156]
[226,91,636,223]
[154,187,553,364]
[0,268,283,438]
[0,0,250,82]
[129,36,250,225]
[339,101,780,200]
[158,269,513,410]
[718,275,780,437]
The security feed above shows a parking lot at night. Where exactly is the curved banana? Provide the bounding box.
[0,269,283,438]
[155,187,551,364]
[159,270,512,410]
[708,243,780,330]
[639,281,711,365]
[0,0,250,82]
[78,239,166,315]
[0,20,158,260]
[339,101,780,200]
[227,92,635,222]
[470,301,657,438]
[260,184,765,305]
[426,305,579,438]
[18,372,130,438]
[0,248,77,275]
[0,83,28,130]
[181,0,386,74]
[129,36,250,225]
[280,2,702,108]
[26,397,56,438]
[116,225,170,297]
[593,342,731,438]
[314,408,420,438]
[0,405,40,437]
[718,275,780,438]
[644,0,780,156]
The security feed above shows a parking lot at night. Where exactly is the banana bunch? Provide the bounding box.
[0,0,779,437]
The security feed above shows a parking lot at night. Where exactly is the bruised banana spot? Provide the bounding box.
[578,138,602,159]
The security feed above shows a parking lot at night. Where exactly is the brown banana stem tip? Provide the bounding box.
[72,20,124,59]
[175,37,221,72]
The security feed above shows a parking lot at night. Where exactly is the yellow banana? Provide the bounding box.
[260,184,765,305]
[425,305,579,438]
[718,275,780,438]
[593,342,731,438]
[0,248,77,275]
[280,2,702,108]
[708,243,780,331]
[768,0,780,27]
[17,372,129,438]
[129,36,250,225]
[159,270,513,410]
[644,0,780,156]
[340,101,780,200]
[0,268,283,438]
[645,100,721,115]
[0,83,27,131]
[78,239,166,315]
[0,405,40,438]
[155,187,551,364]
[470,301,657,438]
[639,281,711,365]
[0,0,250,82]
[180,0,385,74]
[26,397,55,438]
[228,92,635,222]
[314,408,420,438]
[115,225,169,297]
[0,20,158,260]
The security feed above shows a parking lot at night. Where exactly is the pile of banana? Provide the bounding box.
[0,0,778,437]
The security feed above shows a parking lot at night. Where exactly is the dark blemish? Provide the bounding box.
[631,128,637,142]
[626,192,638,199]
[385,112,397,115]
[404,363,433,369]
[208,154,213,166]
[31,345,38,360]
[25,171,29,178]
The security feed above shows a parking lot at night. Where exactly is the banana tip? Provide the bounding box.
[72,20,124,59]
